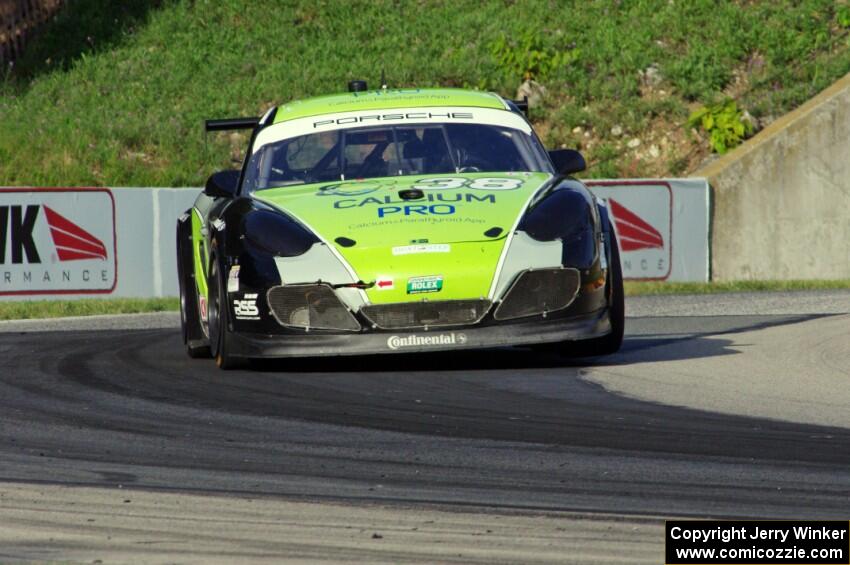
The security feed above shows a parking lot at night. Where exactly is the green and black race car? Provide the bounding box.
[176,83,624,368]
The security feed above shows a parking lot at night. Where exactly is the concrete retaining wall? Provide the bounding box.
[696,72,850,280]
[0,187,197,300]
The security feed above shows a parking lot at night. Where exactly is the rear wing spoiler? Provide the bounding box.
[204,117,260,132]
[511,97,529,115]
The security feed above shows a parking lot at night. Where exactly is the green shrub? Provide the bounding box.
[489,29,580,81]
[837,6,850,28]
[688,99,754,154]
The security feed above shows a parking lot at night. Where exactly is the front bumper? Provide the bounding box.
[226,307,612,359]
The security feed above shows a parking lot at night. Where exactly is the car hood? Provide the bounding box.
[254,172,553,304]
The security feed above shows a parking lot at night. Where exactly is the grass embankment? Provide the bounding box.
[0,298,178,320]
[624,279,850,296]
[2,281,849,320]
[1,0,850,185]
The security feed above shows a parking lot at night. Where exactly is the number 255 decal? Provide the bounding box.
[411,177,523,191]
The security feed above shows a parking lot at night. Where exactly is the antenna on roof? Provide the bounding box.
[380,70,388,90]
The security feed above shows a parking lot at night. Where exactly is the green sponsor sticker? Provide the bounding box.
[407,275,443,294]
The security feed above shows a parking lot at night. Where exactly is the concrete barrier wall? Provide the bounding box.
[0,180,709,301]
[0,187,197,300]
[112,188,198,298]
[696,72,850,281]
[587,179,709,282]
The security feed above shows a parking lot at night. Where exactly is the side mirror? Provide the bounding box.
[548,149,586,175]
[204,170,240,198]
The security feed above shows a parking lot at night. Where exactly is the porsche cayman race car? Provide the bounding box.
[176,83,624,368]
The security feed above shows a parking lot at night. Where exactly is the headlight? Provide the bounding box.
[242,210,318,257]
[518,188,596,268]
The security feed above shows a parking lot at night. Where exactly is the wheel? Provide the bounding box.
[207,252,244,370]
[561,227,624,357]
[588,226,625,355]
[177,222,211,359]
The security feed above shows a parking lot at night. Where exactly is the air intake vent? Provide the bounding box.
[361,300,491,329]
[267,284,361,331]
[494,268,580,320]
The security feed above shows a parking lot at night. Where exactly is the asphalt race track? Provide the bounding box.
[1,291,848,563]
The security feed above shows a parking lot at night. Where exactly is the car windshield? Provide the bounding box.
[243,123,549,193]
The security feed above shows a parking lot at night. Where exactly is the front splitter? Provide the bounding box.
[227,309,612,358]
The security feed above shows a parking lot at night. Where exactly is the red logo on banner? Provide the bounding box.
[608,198,664,252]
[42,205,108,261]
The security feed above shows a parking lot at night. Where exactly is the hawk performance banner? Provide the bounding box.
[0,188,117,296]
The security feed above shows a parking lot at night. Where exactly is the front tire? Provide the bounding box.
[208,253,244,370]
[560,227,624,357]
[177,221,211,359]
[582,227,624,356]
